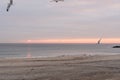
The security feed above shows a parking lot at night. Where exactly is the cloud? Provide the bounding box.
[0,0,120,43]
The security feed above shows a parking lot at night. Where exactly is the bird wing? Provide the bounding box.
[6,0,13,12]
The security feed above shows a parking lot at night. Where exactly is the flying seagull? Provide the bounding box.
[51,0,64,3]
[6,0,13,12]
[97,38,102,44]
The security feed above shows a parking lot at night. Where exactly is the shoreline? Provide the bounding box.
[1,54,119,62]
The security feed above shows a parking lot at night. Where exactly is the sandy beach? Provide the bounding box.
[0,55,120,80]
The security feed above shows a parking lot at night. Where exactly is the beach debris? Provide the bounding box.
[6,0,13,12]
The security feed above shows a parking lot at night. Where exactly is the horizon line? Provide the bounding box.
[1,38,120,44]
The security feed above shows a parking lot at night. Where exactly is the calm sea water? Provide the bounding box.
[0,43,120,58]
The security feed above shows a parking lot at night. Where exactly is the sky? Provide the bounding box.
[0,0,120,43]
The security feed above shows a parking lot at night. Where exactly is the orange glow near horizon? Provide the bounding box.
[20,38,120,44]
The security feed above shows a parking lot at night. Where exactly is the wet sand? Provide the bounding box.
[0,55,120,80]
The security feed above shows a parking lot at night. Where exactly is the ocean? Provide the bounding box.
[0,43,120,58]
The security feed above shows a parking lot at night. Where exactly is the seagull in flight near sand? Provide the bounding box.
[6,0,13,12]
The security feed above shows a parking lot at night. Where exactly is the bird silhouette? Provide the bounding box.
[51,0,64,3]
[97,38,102,44]
[6,0,13,12]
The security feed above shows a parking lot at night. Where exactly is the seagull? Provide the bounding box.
[6,0,13,12]
[51,0,64,3]
[97,38,102,44]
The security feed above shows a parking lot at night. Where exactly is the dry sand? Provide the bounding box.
[0,55,120,80]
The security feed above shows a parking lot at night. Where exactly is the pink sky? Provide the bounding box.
[20,38,120,43]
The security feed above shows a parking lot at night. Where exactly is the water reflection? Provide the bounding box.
[26,46,32,58]
[26,52,32,58]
